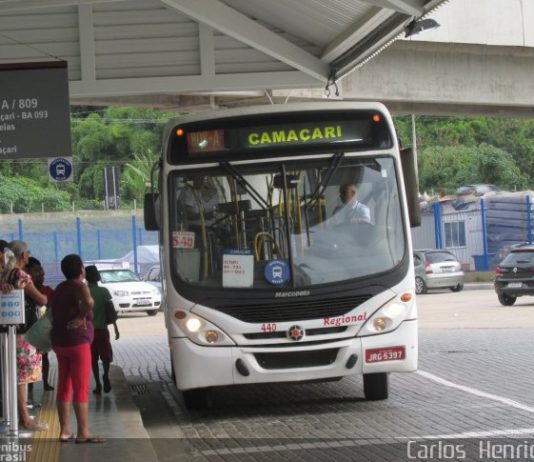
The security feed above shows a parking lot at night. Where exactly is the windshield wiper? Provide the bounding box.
[301,152,344,246]
[306,152,344,209]
[220,161,270,210]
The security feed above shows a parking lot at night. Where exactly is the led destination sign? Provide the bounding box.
[244,122,355,147]
[172,111,391,163]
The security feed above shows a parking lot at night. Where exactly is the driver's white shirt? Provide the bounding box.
[332,200,371,224]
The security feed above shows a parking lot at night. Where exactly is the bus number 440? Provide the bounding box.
[261,323,277,333]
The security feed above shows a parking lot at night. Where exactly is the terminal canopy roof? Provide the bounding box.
[0,0,447,108]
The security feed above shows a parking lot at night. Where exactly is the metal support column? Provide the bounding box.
[481,198,489,270]
[132,215,138,274]
[0,333,11,433]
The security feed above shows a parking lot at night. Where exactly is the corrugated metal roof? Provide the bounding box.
[0,0,449,106]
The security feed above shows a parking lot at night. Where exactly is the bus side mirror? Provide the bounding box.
[400,147,421,228]
[144,193,160,231]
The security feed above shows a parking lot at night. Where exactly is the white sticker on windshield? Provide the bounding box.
[381,169,388,178]
[223,250,254,288]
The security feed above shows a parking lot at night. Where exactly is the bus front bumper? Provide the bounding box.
[171,319,417,391]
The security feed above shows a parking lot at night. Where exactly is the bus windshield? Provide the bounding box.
[168,154,405,290]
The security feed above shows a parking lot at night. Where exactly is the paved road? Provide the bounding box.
[111,289,534,461]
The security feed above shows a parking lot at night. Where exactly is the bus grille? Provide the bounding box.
[254,349,339,369]
[244,326,347,340]
[214,295,371,323]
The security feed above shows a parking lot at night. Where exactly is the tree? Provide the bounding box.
[418,144,526,194]
[121,149,159,202]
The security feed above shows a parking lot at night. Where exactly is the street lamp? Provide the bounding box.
[405,18,440,37]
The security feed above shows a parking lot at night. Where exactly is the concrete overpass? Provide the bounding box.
[342,0,534,116]
[219,0,534,117]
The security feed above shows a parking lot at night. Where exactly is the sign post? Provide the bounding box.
[0,333,11,434]
[0,289,25,437]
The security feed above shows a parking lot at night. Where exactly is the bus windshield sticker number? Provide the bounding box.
[172,231,195,249]
[222,250,254,288]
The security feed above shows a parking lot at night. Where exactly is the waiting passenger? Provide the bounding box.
[85,265,119,395]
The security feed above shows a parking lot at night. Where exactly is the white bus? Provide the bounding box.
[145,102,421,409]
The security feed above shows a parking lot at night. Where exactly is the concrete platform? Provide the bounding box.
[22,365,159,462]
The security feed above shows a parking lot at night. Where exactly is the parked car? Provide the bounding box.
[455,184,501,196]
[143,264,161,292]
[494,243,534,306]
[99,268,161,316]
[413,249,465,294]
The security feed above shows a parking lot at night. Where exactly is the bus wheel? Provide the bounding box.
[146,309,158,316]
[183,388,213,410]
[363,373,388,400]
[498,293,516,306]
[415,277,427,295]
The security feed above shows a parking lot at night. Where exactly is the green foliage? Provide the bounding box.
[394,115,534,194]
[69,106,178,203]
[418,144,526,194]
[2,109,534,212]
[121,149,158,202]
[0,174,70,213]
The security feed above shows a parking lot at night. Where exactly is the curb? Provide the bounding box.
[464,283,494,290]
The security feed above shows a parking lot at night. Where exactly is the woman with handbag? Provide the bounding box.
[25,257,55,391]
[5,240,48,431]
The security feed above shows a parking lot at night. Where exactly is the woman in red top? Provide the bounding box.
[51,254,105,443]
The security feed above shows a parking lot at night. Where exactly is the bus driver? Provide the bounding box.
[332,184,371,225]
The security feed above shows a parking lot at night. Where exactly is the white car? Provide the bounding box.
[143,264,161,292]
[99,269,161,316]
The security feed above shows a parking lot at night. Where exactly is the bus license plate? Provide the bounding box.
[507,282,523,288]
[365,346,405,363]
[134,299,151,306]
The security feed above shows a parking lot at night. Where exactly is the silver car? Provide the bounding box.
[413,249,464,294]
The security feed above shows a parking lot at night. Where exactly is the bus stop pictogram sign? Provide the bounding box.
[48,157,73,182]
[0,61,72,159]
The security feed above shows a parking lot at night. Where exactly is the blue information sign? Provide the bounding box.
[48,156,73,182]
[264,260,289,285]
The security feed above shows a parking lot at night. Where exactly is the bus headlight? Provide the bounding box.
[373,317,387,332]
[357,302,410,337]
[185,318,202,333]
[178,312,235,346]
[205,330,219,344]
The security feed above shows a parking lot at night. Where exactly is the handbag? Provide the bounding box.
[24,308,53,352]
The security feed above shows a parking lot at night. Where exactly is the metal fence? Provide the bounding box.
[412,193,534,271]
[0,211,158,286]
